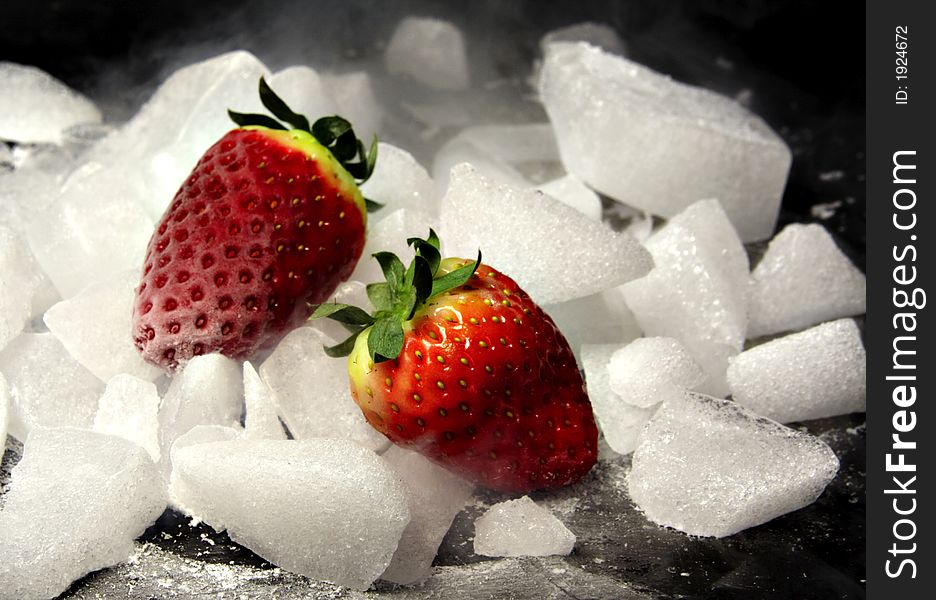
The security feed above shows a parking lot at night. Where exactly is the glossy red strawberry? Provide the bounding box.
[133,78,377,370]
[313,232,598,492]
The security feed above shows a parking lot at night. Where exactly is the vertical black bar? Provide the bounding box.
[867,0,934,597]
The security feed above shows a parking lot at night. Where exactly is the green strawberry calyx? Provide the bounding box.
[310,230,481,362]
[228,77,381,212]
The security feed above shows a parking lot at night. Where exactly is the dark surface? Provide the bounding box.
[1,1,865,598]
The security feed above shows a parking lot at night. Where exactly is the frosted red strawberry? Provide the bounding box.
[313,232,598,492]
[133,78,377,370]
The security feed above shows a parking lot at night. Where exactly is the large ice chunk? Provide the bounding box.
[539,42,791,242]
[260,327,388,452]
[0,428,165,600]
[0,332,103,442]
[171,438,410,590]
[381,446,474,584]
[351,208,441,285]
[627,392,840,538]
[158,353,243,465]
[25,162,154,298]
[323,71,383,146]
[167,424,242,508]
[581,344,657,455]
[242,361,286,440]
[92,374,162,461]
[43,269,162,382]
[608,337,706,408]
[622,199,749,396]
[0,225,40,351]
[360,143,436,215]
[0,62,102,144]
[536,174,603,221]
[748,223,867,337]
[441,164,653,305]
[544,286,642,363]
[728,319,866,423]
[385,17,469,91]
[474,496,576,557]
[268,65,338,127]
[541,22,627,56]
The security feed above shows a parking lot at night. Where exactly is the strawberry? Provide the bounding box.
[312,232,598,492]
[133,78,378,370]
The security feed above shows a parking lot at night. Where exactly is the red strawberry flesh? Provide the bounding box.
[134,127,366,369]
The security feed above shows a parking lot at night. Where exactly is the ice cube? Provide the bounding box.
[92,374,162,461]
[541,22,627,56]
[728,319,866,423]
[622,199,749,396]
[536,174,603,221]
[385,17,470,91]
[473,496,576,557]
[581,344,657,455]
[608,337,706,408]
[0,332,103,442]
[441,164,653,305]
[167,424,242,509]
[433,123,561,189]
[360,143,437,215]
[323,71,383,145]
[170,438,410,590]
[627,392,840,538]
[43,269,162,382]
[243,361,286,440]
[351,208,441,285]
[259,327,389,452]
[0,428,165,600]
[25,162,154,298]
[0,62,102,145]
[268,65,338,126]
[539,42,791,242]
[381,446,474,584]
[748,223,866,338]
[158,353,243,466]
[543,286,642,363]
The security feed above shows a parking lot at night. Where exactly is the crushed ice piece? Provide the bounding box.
[0,225,40,351]
[539,42,791,242]
[473,496,576,557]
[25,161,154,298]
[810,200,843,220]
[818,170,845,182]
[92,374,162,461]
[541,22,627,56]
[351,208,441,285]
[385,17,469,91]
[360,142,436,215]
[0,332,103,442]
[170,438,410,590]
[0,372,8,446]
[581,344,656,455]
[158,353,243,468]
[543,286,642,363]
[242,362,286,440]
[622,199,749,397]
[608,337,706,408]
[381,446,474,584]
[43,269,162,382]
[748,223,866,338]
[259,327,389,452]
[433,123,560,189]
[728,319,866,423]
[0,62,102,145]
[323,71,383,145]
[267,66,338,129]
[536,174,603,221]
[0,428,165,600]
[441,164,653,305]
[627,392,840,538]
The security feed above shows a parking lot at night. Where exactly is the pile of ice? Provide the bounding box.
[0,13,868,594]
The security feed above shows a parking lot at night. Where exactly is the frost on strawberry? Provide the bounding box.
[133,78,378,370]
[312,231,599,493]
